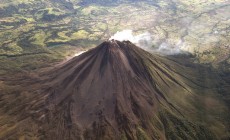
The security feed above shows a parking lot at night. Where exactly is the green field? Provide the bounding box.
[0,0,229,74]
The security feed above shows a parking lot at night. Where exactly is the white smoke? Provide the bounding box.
[157,40,185,55]
[110,30,136,42]
[109,30,187,55]
[109,30,152,49]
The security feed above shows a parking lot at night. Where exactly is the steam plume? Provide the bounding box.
[109,30,152,49]
[110,30,186,55]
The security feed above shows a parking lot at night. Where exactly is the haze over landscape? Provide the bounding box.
[0,0,229,140]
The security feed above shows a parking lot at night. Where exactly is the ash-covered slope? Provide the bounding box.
[0,40,229,140]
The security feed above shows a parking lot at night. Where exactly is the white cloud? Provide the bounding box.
[110,30,188,55]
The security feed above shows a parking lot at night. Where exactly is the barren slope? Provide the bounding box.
[0,40,229,140]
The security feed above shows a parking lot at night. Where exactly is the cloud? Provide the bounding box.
[109,29,152,49]
[110,30,187,55]
[110,30,136,42]
[156,40,185,55]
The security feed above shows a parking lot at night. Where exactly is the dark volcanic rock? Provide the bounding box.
[0,40,228,140]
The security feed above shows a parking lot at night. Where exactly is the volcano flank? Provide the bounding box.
[0,40,229,140]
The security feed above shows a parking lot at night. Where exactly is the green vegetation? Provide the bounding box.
[159,109,216,140]
[0,43,23,55]
[137,127,151,140]
[120,133,128,140]
[0,45,78,75]
[71,30,89,39]
[0,0,228,70]
[0,0,228,104]
[30,30,48,47]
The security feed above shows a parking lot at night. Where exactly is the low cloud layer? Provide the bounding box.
[110,30,186,55]
[157,40,187,55]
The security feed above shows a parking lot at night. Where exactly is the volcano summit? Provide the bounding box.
[0,40,229,140]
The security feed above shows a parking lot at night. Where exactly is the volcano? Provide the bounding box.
[0,40,229,140]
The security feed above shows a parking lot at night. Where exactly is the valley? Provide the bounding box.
[0,0,229,76]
